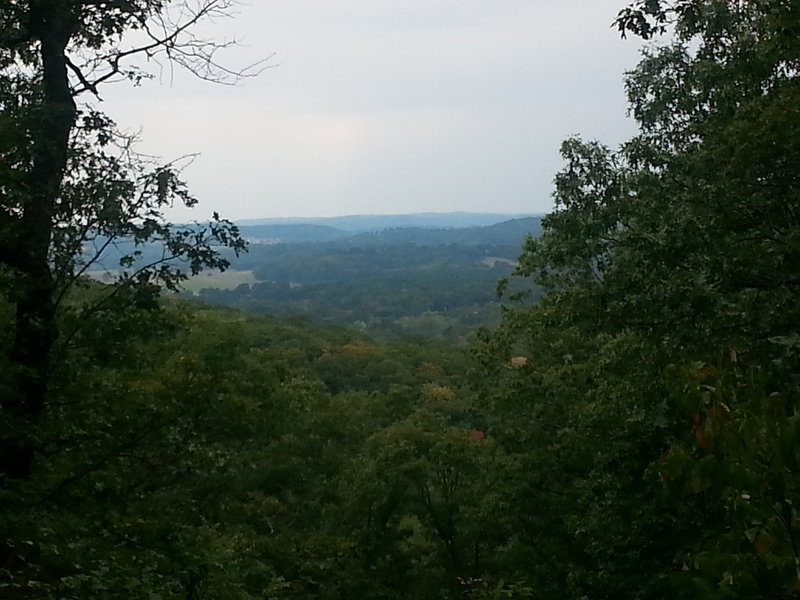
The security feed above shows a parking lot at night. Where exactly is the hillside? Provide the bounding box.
[184,217,541,339]
[5,4,800,598]
[236,211,538,232]
[233,215,541,245]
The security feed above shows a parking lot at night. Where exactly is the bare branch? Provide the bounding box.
[68,0,276,96]
[65,55,101,98]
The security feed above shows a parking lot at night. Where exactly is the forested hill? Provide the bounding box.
[5,3,800,599]
[236,223,352,244]
[237,212,536,232]
[234,215,541,245]
[185,217,542,339]
[343,217,542,247]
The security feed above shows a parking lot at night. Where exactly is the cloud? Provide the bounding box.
[98,1,643,220]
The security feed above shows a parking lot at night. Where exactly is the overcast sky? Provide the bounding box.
[100,1,644,222]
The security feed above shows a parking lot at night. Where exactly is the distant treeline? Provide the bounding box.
[185,218,542,338]
[235,216,542,247]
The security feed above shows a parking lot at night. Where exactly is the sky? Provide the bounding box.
[100,1,645,222]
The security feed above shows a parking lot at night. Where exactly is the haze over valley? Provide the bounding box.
[2,2,798,598]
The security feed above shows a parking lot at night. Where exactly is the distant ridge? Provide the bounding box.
[236,212,539,232]
[343,217,541,247]
[239,223,351,244]
[87,215,542,265]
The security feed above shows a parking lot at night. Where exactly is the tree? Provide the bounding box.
[0,1,262,481]
[478,0,800,596]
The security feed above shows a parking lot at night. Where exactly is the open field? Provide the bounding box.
[179,269,260,293]
[84,269,261,293]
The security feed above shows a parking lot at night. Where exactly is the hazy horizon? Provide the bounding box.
[100,2,644,222]
[234,209,541,223]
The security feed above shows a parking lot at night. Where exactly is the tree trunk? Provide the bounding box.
[1,0,77,480]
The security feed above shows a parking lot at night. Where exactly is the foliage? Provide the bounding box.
[2,289,504,598]
[472,0,800,597]
[4,1,799,598]
[182,231,537,340]
[0,0,251,483]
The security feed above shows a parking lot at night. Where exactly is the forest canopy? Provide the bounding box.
[0,0,248,481]
[2,0,800,598]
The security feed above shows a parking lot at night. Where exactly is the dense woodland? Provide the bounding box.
[2,1,800,599]
[181,217,541,339]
